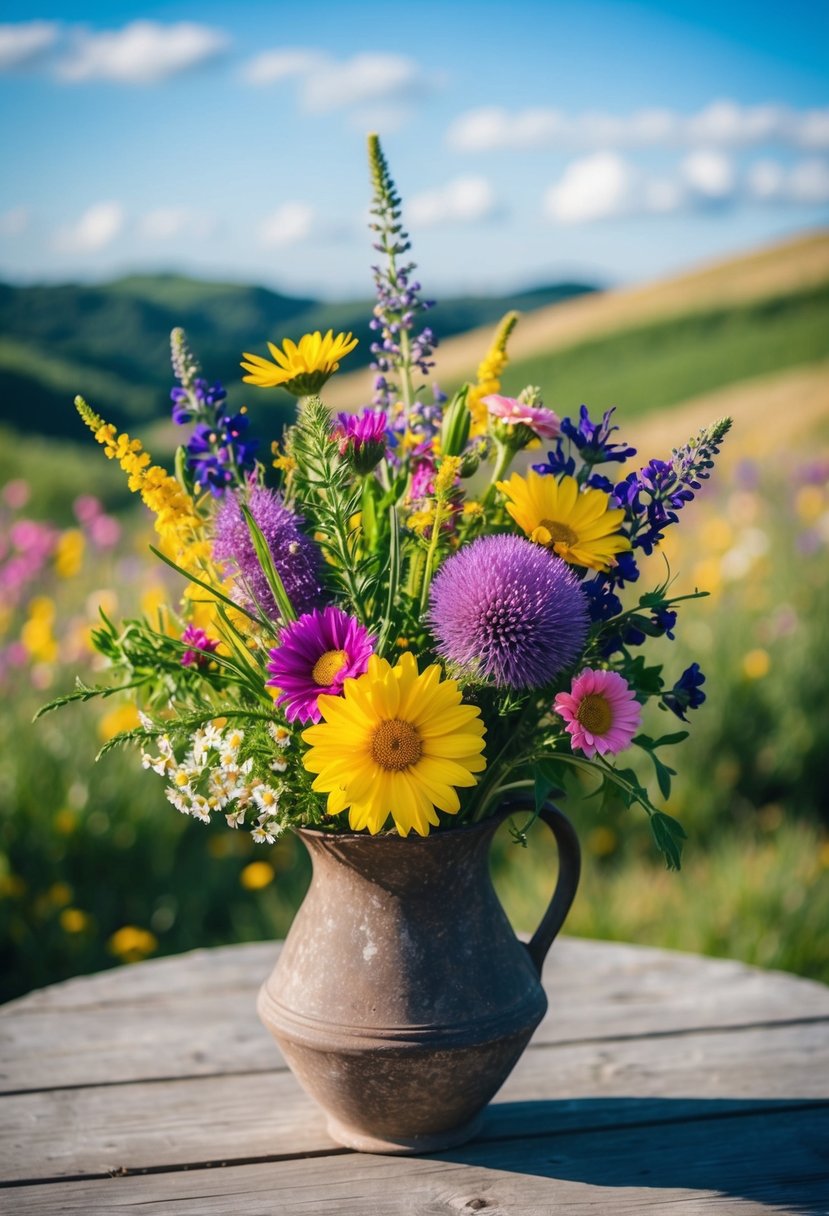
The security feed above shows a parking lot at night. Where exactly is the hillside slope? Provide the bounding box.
[322,229,829,409]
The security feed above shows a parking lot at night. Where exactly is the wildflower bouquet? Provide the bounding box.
[43,136,729,870]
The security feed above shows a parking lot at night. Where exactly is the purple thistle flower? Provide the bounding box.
[266,606,375,723]
[334,409,388,474]
[428,535,589,689]
[180,625,220,668]
[663,662,706,721]
[212,487,324,620]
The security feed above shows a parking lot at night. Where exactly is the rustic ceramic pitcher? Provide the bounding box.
[257,799,580,1154]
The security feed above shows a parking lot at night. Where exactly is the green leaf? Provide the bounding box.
[240,504,296,625]
[149,546,259,623]
[650,811,687,871]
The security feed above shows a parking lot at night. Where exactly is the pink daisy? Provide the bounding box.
[266,606,374,724]
[553,669,642,758]
[483,394,561,440]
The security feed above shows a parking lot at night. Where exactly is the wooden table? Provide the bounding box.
[1,939,828,1214]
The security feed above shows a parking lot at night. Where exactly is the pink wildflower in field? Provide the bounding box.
[553,668,641,758]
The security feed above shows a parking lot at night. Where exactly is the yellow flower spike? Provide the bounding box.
[241,330,358,396]
[498,470,630,573]
[302,651,486,838]
[467,310,519,437]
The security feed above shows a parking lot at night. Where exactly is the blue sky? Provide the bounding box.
[1,1,827,297]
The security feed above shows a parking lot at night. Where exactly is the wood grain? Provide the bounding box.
[2,938,827,1215]
[3,939,827,1093]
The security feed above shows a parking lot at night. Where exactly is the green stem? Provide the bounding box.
[480,441,516,511]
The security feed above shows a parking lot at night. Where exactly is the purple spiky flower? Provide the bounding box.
[428,535,589,689]
[212,486,323,620]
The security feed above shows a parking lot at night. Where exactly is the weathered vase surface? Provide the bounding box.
[258,803,580,1153]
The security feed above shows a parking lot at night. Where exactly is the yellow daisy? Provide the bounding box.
[240,330,358,396]
[302,651,486,837]
[497,471,630,573]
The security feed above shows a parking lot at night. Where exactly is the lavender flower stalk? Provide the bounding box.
[367,134,438,427]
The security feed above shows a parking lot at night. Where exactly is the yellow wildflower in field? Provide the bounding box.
[108,926,158,962]
[21,596,58,663]
[241,330,358,395]
[240,861,275,890]
[467,311,518,437]
[54,528,85,578]
[302,651,486,837]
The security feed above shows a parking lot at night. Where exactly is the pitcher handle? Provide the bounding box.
[503,797,581,976]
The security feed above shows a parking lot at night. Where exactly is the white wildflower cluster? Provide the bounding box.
[139,717,286,843]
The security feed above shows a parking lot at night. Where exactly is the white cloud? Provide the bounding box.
[0,21,58,70]
[407,177,497,227]
[241,48,431,113]
[448,100,829,153]
[546,150,829,224]
[0,206,30,237]
[747,158,829,205]
[242,48,327,86]
[138,208,215,241]
[259,202,314,248]
[681,150,735,200]
[57,21,228,85]
[545,153,639,224]
[56,202,124,252]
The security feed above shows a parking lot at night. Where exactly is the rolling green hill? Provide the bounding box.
[0,275,595,442]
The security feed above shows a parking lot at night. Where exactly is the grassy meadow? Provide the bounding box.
[2,234,829,1003]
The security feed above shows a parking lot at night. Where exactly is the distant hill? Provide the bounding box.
[0,275,596,441]
[323,229,829,410]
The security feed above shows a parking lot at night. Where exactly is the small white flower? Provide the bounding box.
[252,818,282,844]
[141,752,175,777]
[270,756,288,774]
[268,722,292,749]
[253,785,281,814]
[190,729,210,766]
[202,723,224,750]
[226,806,247,829]
[165,787,191,815]
[189,794,212,823]
[139,712,154,730]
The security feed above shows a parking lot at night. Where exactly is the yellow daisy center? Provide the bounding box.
[576,694,613,735]
[539,518,579,547]
[371,718,423,771]
[311,649,348,686]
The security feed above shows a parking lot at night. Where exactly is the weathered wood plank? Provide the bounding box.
[3,939,827,1094]
[3,1105,827,1215]
[1,1021,827,1184]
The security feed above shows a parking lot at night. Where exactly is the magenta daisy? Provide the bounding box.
[553,669,642,758]
[483,394,561,440]
[266,606,375,723]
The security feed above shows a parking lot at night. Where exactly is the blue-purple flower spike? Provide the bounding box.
[169,328,258,496]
